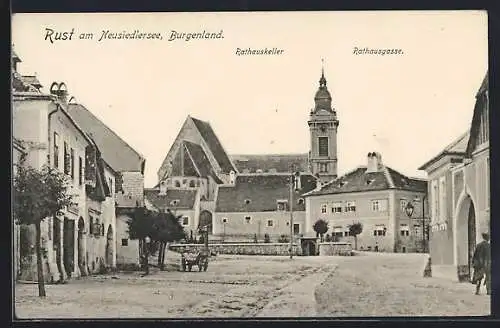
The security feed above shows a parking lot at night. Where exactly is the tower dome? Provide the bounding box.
[313,64,333,112]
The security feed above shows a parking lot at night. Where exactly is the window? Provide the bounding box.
[372,199,388,212]
[277,200,288,211]
[297,198,305,205]
[344,231,352,237]
[70,148,75,180]
[189,180,196,187]
[245,216,251,223]
[400,224,410,236]
[89,217,94,235]
[78,157,83,185]
[333,226,343,238]
[345,201,356,213]
[432,180,439,223]
[400,199,408,212]
[121,239,128,246]
[63,142,71,175]
[321,204,328,214]
[53,132,59,168]
[439,177,446,221]
[101,223,105,236]
[293,223,300,234]
[175,181,181,187]
[267,219,274,227]
[170,199,180,206]
[182,217,189,225]
[318,137,329,157]
[222,218,228,223]
[331,202,342,214]
[373,225,386,236]
[319,163,329,173]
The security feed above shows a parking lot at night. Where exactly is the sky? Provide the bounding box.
[12,11,488,188]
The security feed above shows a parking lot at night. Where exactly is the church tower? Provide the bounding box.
[308,63,339,184]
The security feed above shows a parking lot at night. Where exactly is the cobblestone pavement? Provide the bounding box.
[15,253,490,319]
[315,252,491,317]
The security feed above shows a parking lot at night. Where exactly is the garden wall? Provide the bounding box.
[169,243,302,256]
[318,242,354,256]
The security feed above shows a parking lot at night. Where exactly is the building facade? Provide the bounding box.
[420,72,489,281]
[12,138,26,281]
[12,51,142,281]
[304,152,428,253]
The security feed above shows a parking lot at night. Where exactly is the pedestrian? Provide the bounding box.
[471,232,490,295]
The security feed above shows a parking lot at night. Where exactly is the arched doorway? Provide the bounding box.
[77,217,87,276]
[455,195,476,281]
[105,225,113,268]
[198,210,213,234]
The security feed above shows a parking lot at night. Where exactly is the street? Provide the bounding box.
[15,253,490,318]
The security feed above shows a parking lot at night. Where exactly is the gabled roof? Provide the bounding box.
[67,103,145,173]
[184,141,223,183]
[304,165,426,197]
[190,117,237,173]
[215,174,317,213]
[418,132,469,170]
[230,153,309,173]
[144,188,198,210]
[466,72,489,156]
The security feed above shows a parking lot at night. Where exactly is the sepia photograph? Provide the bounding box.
[11,11,490,318]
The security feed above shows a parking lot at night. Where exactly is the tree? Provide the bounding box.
[349,222,363,250]
[313,219,329,242]
[127,207,185,274]
[13,165,73,297]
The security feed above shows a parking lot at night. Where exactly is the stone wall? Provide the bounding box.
[169,243,302,256]
[318,242,353,256]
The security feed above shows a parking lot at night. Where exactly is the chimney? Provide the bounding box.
[49,82,69,104]
[366,152,383,173]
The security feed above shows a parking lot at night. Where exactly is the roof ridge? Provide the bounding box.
[382,166,396,188]
[443,131,470,151]
[68,103,146,162]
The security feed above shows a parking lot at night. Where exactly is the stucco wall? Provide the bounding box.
[213,211,306,241]
[115,215,140,265]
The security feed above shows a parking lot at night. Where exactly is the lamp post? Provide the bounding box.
[405,196,427,253]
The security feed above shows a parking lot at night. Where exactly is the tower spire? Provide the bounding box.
[319,58,327,87]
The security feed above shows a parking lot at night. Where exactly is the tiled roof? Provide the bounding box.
[184,141,223,183]
[305,166,426,197]
[20,75,42,88]
[230,153,309,173]
[67,103,145,173]
[215,174,317,212]
[144,188,198,210]
[418,132,469,170]
[190,117,236,173]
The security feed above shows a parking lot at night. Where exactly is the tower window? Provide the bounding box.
[318,137,329,157]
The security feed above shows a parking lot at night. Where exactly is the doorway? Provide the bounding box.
[106,225,113,267]
[63,218,75,277]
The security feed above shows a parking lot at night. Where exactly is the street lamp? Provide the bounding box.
[405,197,427,253]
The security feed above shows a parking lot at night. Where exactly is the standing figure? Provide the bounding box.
[471,232,491,295]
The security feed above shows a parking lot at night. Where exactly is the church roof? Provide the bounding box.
[230,153,309,173]
[215,173,317,213]
[184,141,223,183]
[304,165,426,197]
[67,103,145,173]
[418,131,469,170]
[144,188,198,210]
[190,117,237,173]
